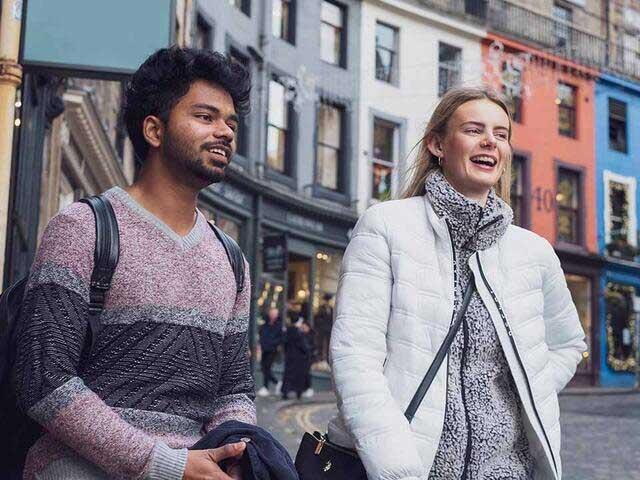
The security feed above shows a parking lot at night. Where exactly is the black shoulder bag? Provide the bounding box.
[294,278,477,480]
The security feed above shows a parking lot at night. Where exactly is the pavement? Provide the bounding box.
[256,388,640,479]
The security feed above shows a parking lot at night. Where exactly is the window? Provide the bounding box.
[438,42,461,96]
[267,78,291,174]
[502,61,523,123]
[273,0,295,44]
[228,0,250,16]
[375,22,398,84]
[604,172,637,259]
[557,82,577,137]
[556,168,581,244]
[553,3,572,52]
[565,274,593,373]
[316,102,344,191]
[609,98,627,153]
[510,154,526,226]
[372,118,397,202]
[320,1,345,67]
[193,14,212,49]
[229,49,250,157]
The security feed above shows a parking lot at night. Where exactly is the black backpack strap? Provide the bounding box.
[208,222,245,294]
[79,195,119,353]
[404,276,476,422]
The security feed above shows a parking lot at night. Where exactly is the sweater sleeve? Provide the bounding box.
[330,205,425,480]
[12,203,187,480]
[206,259,256,431]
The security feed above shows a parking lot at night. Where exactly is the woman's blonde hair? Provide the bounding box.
[401,87,513,201]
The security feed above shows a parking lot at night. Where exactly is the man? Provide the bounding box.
[314,293,334,365]
[257,308,283,397]
[12,47,254,480]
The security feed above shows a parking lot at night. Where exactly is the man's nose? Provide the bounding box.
[214,120,235,142]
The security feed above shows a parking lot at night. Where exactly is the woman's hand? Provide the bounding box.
[183,442,246,480]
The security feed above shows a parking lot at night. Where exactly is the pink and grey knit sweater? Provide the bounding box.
[12,187,256,479]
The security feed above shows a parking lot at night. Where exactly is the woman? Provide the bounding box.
[327,87,586,480]
[281,317,314,400]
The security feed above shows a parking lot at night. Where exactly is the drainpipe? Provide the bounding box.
[0,0,23,290]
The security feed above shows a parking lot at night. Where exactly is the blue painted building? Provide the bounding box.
[595,73,640,388]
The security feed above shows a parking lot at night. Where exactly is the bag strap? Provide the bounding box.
[404,276,476,422]
[79,195,119,353]
[208,222,245,294]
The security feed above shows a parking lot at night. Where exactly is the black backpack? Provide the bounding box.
[0,194,246,475]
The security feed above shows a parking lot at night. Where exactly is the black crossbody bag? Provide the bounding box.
[294,279,476,479]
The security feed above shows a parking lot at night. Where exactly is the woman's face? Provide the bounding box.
[429,99,511,204]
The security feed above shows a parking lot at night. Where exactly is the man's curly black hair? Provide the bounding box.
[124,46,251,162]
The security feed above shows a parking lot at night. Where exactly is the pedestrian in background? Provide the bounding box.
[314,293,334,366]
[327,87,586,479]
[281,317,314,400]
[257,307,284,397]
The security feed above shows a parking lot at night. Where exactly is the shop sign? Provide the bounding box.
[263,234,288,273]
[286,212,324,233]
[20,0,174,77]
[210,182,251,209]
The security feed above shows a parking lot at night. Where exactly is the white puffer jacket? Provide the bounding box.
[327,195,586,480]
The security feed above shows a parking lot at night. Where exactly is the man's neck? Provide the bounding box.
[125,160,201,237]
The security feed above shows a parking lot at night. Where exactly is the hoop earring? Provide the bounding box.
[437,156,442,167]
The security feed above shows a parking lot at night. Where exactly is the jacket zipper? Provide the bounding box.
[445,220,473,478]
[475,254,559,478]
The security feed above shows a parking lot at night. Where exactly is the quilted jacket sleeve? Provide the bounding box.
[540,239,587,392]
[330,205,424,480]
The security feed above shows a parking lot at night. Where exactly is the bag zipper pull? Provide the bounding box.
[314,436,326,455]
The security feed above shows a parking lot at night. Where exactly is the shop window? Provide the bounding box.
[266,77,291,174]
[320,1,346,67]
[371,118,397,202]
[316,102,344,191]
[605,282,637,372]
[556,167,581,245]
[58,167,83,212]
[438,42,461,96]
[565,274,592,373]
[287,253,312,324]
[312,250,342,364]
[272,0,295,44]
[609,98,627,153]
[198,206,242,244]
[557,82,577,138]
[375,22,398,84]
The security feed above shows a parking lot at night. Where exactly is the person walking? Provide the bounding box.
[314,293,334,365]
[327,87,586,480]
[11,47,255,480]
[281,318,314,400]
[257,307,284,397]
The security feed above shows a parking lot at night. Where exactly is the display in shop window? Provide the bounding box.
[605,282,637,372]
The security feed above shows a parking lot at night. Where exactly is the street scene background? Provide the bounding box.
[1,0,639,479]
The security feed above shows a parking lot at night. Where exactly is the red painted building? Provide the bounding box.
[483,33,601,385]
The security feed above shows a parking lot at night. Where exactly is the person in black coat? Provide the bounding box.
[258,308,284,396]
[281,317,313,400]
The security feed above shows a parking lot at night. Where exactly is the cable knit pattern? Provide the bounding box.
[425,170,534,479]
[12,187,255,480]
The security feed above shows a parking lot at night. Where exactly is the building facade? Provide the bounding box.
[191,0,361,361]
[595,73,640,387]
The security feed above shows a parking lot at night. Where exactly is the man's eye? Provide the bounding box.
[229,124,238,132]
[197,114,212,121]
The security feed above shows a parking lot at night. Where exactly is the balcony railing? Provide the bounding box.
[419,0,640,80]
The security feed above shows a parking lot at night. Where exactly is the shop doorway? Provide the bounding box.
[287,253,312,325]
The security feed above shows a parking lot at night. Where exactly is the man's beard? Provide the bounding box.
[163,129,230,185]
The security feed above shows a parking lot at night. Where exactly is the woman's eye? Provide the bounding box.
[496,132,508,140]
[466,129,481,134]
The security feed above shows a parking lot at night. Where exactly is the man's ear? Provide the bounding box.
[426,134,444,159]
[142,115,164,150]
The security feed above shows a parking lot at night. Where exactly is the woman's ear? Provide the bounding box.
[142,115,164,150]
[426,134,444,159]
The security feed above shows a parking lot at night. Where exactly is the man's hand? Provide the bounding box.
[183,442,246,480]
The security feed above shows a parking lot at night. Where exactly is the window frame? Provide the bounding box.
[370,117,399,203]
[603,170,638,250]
[510,151,531,229]
[555,161,585,247]
[227,45,251,164]
[501,61,524,123]
[265,74,296,185]
[314,100,345,193]
[228,0,251,16]
[272,0,296,45]
[553,2,573,51]
[375,21,399,85]
[320,0,347,68]
[608,97,627,153]
[438,41,462,97]
[557,81,577,138]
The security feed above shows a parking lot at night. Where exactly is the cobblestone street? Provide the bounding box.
[257,391,640,479]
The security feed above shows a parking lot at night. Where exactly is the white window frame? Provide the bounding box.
[370,118,399,203]
[603,170,637,247]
